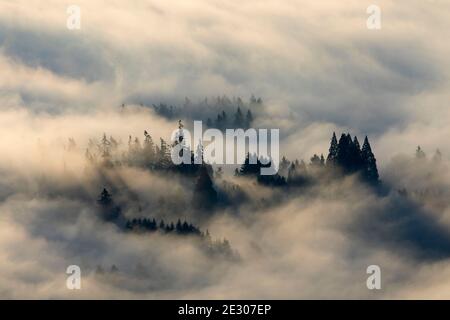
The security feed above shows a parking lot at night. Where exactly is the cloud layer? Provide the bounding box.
[1,1,450,299]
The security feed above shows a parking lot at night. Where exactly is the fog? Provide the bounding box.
[1,1,450,299]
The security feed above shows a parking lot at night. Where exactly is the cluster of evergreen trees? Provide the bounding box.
[123,212,237,259]
[235,153,287,186]
[415,145,443,163]
[87,129,380,194]
[85,130,205,176]
[125,218,201,236]
[132,95,262,128]
[89,129,381,220]
[283,133,379,185]
[152,103,176,119]
[206,107,254,130]
[326,133,379,183]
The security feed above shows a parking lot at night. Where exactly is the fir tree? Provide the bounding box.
[101,133,111,158]
[98,188,113,207]
[326,132,338,167]
[97,188,121,221]
[361,136,379,184]
[416,146,426,160]
[157,138,172,169]
[279,156,291,176]
[221,111,227,126]
[216,113,223,129]
[245,109,254,128]
[234,107,244,128]
[239,153,260,176]
[193,166,218,210]
[310,154,322,167]
[287,163,296,181]
[143,130,156,166]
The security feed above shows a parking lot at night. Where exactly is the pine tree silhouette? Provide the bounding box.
[98,188,112,207]
[416,146,426,160]
[193,166,218,210]
[234,107,244,128]
[143,130,156,166]
[245,110,254,128]
[361,136,379,184]
[239,153,260,176]
[326,132,338,167]
[97,188,121,221]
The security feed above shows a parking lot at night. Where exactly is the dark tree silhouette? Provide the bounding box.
[97,188,121,221]
[239,153,261,176]
[336,133,352,171]
[335,133,364,174]
[326,132,338,167]
[279,156,291,176]
[98,188,113,207]
[245,109,254,128]
[143,130,156,166]
[238,153,286,186]
[193,166,218,210]
[126,217,201,236]
[326,132,379,184]
[361,136,379,184]
[234,107,244,128]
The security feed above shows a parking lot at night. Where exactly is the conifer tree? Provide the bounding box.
[287,163,299,183]
[234,107,244,128]
[143,130,156,165]
[326,132,339,167]
[239,153,260,176]
[336,133,353,172]
[361,136,379,183]
[245,110,254,128]
[193,166,218,210]
[279,156,291,175]
[97,188,121,221]
[157,138,172,169]
[353,136,361,152]
[349,136,363,172]
[310,154,322,167]
[433,149,442,163]
[221,111,227,126]
[101,133,111,158]
[416,146,426,160]
[216,113,223,129]
[98,188,112,207]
